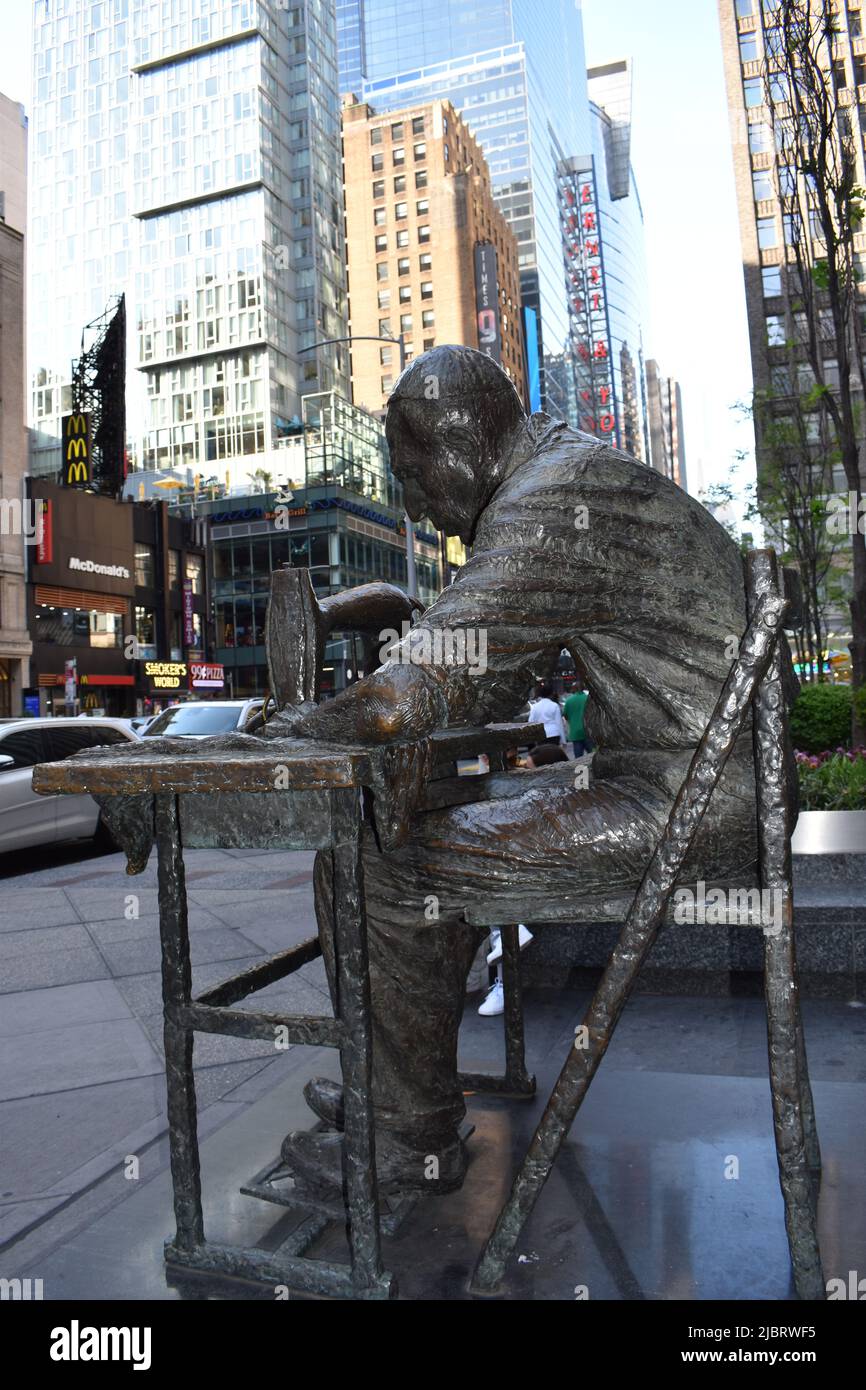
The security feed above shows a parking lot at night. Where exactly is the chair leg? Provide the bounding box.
[501,924,535,1097]
[747,548,823,1294]
[763,923,825,1299]
[792,961,821,1178]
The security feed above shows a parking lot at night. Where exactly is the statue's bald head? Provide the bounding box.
[385,346,527,544]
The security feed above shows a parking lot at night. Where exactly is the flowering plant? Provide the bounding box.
[794,748,866,810]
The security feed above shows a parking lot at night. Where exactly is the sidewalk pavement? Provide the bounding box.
[2,842,864,1299]
[0,844,326,1248]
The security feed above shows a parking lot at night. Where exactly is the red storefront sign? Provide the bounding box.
[36,499,53,564]
[189,661,224,691]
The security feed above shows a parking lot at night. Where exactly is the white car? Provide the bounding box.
[142,699,264,739]
[0,717,139,855]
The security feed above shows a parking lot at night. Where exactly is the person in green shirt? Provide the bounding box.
[563,686,591,757]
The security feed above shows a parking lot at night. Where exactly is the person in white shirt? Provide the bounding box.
[527,682,567,745]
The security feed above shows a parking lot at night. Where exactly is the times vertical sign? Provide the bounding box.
[474,242,502,365]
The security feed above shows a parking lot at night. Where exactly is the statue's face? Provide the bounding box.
[386,398,491,544]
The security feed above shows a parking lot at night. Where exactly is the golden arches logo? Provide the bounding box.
[66,459,89,484]
[66,415,88,435]
[66,438,88,459]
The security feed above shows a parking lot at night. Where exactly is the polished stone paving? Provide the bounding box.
[3,986,863,1301]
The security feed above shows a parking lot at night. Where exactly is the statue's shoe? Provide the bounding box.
[303,1076,345,1131]
[280,1129,468,1197]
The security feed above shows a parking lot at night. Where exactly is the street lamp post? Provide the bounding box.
[299,333,417,598]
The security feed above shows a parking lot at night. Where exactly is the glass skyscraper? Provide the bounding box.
[587,60,651,461]
[29,0,349,486]
[339,0,592,423]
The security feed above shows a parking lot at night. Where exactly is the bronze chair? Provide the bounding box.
[464,548,824,1300]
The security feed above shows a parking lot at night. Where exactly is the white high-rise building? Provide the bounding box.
[28,0,349,487]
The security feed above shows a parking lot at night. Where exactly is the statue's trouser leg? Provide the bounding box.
[314,763,757,1157]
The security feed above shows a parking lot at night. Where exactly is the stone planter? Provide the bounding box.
[792,810,866,862]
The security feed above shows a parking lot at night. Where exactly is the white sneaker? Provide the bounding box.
[478,979,505,1017]
[487,924,533,965]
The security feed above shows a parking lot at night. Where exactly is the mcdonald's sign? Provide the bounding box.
[61,413,92,487]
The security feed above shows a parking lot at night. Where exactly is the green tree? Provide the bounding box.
[763,0,866,738]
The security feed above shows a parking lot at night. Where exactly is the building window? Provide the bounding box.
[135,543,155,588]
[783,212,799,245]
[416,199,429,216]
[739,33,758,63]
[380,347,392,365]
[377,290,391,310]
[423,337,435,351]
[371,128,382,145]
[753,169,773,201]
[399,285,412,303]
[374,206,388,227]
[186,553,204,596]
[421,280,433,299]
[375,234,388,252]
[379,318,391,336]
[381,375,394,393]
[373,179,385,199]
[376,262,389,281]
[735,0,754,15]
[765,314,786,347]
[418,224,431,243]
[823,358,840,390]
[422,309,435,329]
[416,169,428,189]
[768,72,789,104]
[419,252,432,272]
[413,142,426,161]
[770,365,790,393]
[400,314,413,333]
[743,77,763,108]
[762,265,782,297]
[135,607,156,655]
[391,122,403,141]
[394,174,406,193]
[757,216,777,248]
[398,257,410,275]
[393,146,405,166]
[396,229,410,247]
[412,116,425,135]
[168,549,180,587]
[372,153,384,172]
[395,201,408,219]
[748,121,771,153]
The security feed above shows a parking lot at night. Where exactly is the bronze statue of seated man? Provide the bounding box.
[265,344,795,1198]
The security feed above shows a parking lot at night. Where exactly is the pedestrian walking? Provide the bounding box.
[563,684,592,758]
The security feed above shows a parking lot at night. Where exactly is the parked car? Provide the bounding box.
[142,699,264,739]
[0,717,139,855]
[129,714,156,734]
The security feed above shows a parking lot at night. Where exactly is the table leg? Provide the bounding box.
[329,789,388,1296]
[156,791,204,1254]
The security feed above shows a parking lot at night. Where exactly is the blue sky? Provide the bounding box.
[583,0,754,499]
[0,0,754,498]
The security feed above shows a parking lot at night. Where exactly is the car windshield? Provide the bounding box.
[144,705,242,737]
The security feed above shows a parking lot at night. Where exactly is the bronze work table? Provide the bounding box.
[32,721,541,1301]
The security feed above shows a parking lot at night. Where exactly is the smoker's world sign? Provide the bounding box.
[61,413,93,487]
[474,241,502,365]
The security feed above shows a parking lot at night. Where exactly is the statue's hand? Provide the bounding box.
[258,701,319,741]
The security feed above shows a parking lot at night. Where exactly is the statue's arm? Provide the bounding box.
[277,543,555,745]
